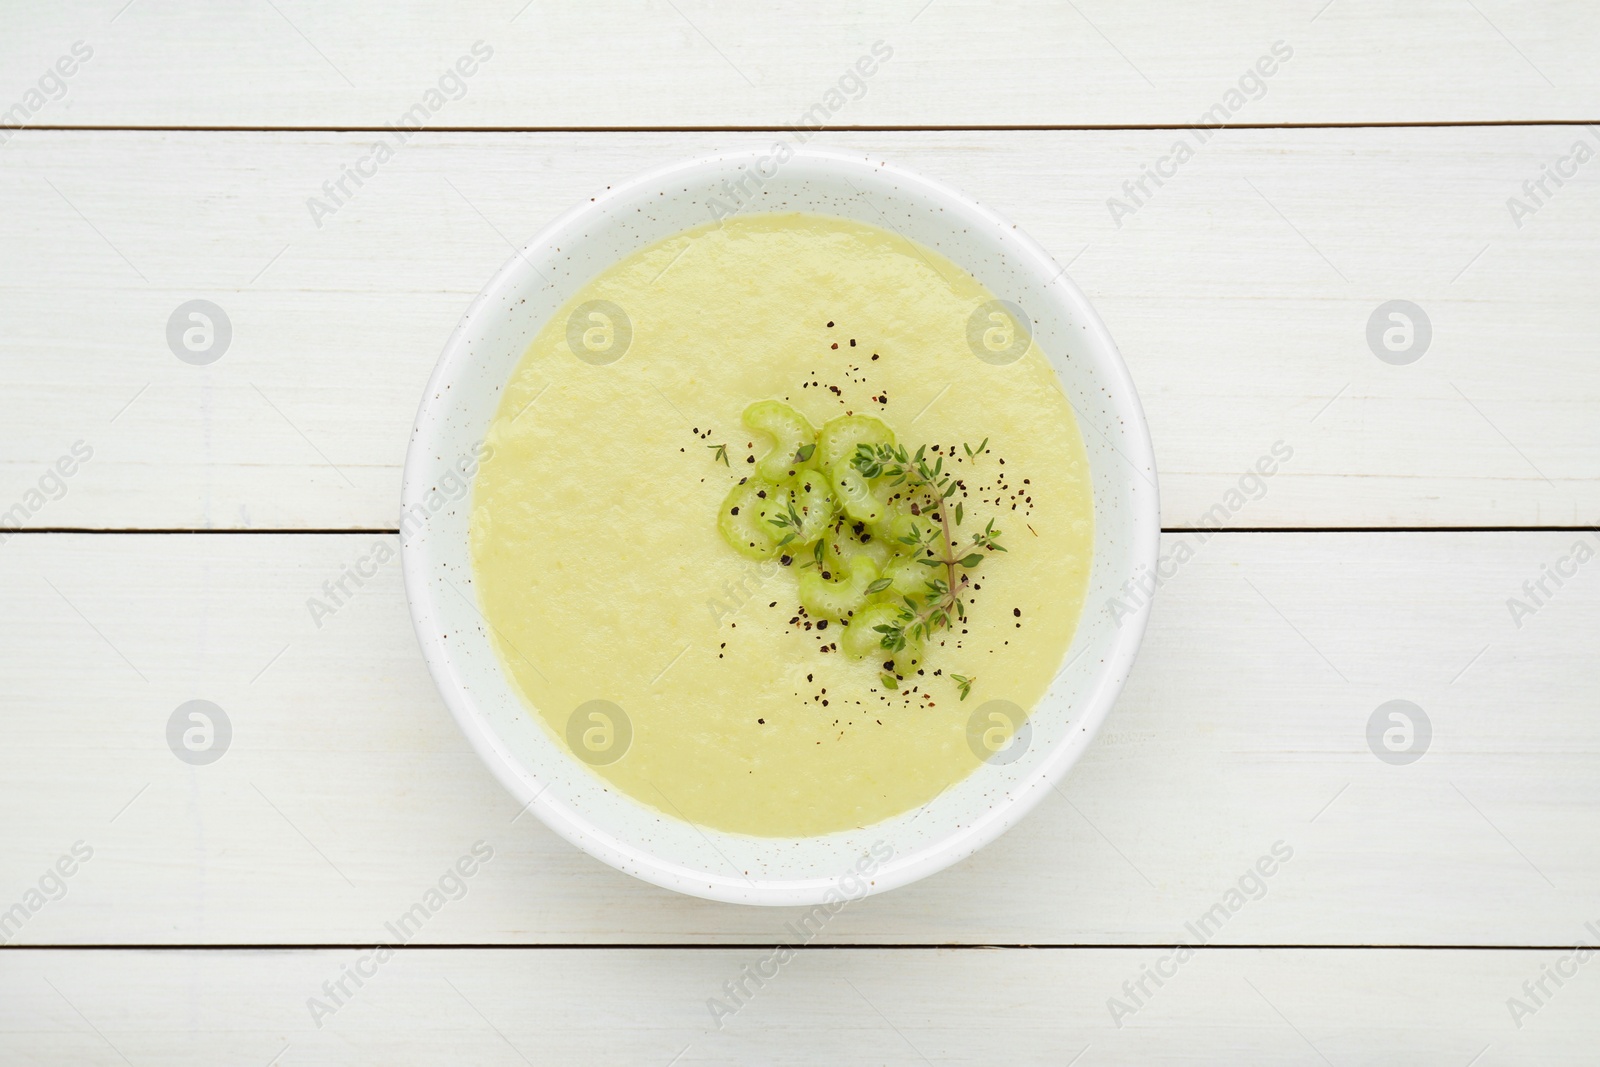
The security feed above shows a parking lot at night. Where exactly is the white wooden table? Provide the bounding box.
[3,3,1598,1063]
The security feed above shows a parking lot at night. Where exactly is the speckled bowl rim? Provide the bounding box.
[401,147,1159,906]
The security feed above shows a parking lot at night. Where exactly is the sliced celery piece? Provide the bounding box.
[717,478,785,560]
[870,499,919,546]
[798,555,878,620]
[823,523,890,573]
[743,400,817,482]
[830,459,887,523]
[843,602,902,658]
[878,554,929,598]
[843,601,925,675]
[816,414,894,472]
[788,470,836,544]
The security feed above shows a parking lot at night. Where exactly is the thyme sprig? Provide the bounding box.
[708,443,729,466]
[852,441,1005,657]
[766,495,805,548]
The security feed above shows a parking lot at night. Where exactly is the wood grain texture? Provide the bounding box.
[2,531,1595,946]
[4,5,1599,1055]
[1,2,1597,128]
[1,128,1596,531]
[3,947,1597,1064]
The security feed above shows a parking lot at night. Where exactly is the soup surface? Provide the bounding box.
[471,213,1092,837]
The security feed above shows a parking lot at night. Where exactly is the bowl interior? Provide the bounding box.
[401,148,1159,906]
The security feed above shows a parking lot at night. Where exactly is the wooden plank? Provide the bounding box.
[2,531,1596,945]
[3,946,1598,1064]
[0,128,1595,531]
[3,2,1598,128]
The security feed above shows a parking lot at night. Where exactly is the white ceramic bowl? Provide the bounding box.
[401,147,1158,906]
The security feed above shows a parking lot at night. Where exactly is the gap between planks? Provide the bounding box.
[11,120,1600,134]
[3,527,1595,536]
[7,943,1597,952]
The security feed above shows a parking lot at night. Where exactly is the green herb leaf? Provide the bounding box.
[952,674,975,701]
[708,443,729,466]
[716,421,1011,690]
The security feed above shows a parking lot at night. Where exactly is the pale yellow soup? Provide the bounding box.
[471,213,1092,837]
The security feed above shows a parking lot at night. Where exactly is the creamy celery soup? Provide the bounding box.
[471,213,1092,837]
